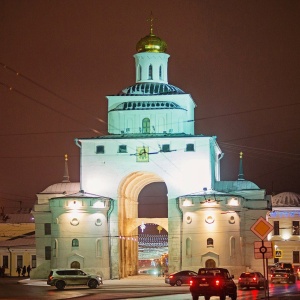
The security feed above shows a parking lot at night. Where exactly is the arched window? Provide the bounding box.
[138,65,142,81]
[72,238,79,247]
[230,236,236,257]
[207,238,214,247]
[205,259,216,268]
[159,65,163,80]
[186,237,192,256]
[54,239,58,257]
[148,65,153,80]
[96,239,102,257]
[71,261,80,269]
[142,118,150,133]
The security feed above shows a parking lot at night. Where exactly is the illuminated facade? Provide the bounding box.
[32,21,269,279]
[267,192,300,268]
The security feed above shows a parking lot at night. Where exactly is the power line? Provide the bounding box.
[0,62,107,125]
[192,102,300,123]
[220,127,300,143]
[219,142,300,159]
[0,130,93,137]
[0,81,103,135]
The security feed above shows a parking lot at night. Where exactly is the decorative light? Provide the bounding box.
[229,216,235,224]
[205,215,214,224]
[70,218,79,226]
[186,215,192,224]
[282,233,291,241]
[140,221,146,232]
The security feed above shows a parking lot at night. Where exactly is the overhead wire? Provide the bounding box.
[0,81,102,135]
[0,62,107,125]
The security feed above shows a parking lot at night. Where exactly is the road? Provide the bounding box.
[0,275,300,299]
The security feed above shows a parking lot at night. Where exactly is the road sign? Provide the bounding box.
[251,217,273,240]
[275,250,282,258]
[254,241,273,259]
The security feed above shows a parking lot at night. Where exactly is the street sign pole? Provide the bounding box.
[261,241,267,300]
[251,217,273,300]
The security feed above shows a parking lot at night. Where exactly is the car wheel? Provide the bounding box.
[55,280,66,290]
[231,293,237,300]
[88,279,98,289]
[192,295,199,300]
[220,294,226,300]
[205,296,210,300]
[176,279,182,286]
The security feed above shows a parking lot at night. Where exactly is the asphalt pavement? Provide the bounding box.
[18,275,300,300]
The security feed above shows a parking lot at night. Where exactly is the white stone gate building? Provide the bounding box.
[32,22,268,280]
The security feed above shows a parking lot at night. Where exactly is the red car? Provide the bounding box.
[238,272,267,289]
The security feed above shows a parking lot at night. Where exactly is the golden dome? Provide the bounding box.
[136,32,167,53]
[136,14,167,53]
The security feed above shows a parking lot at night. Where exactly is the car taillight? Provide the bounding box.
[238,277,241,281]
[189,280,194,286]
[169,275,173,279]
[215,279,220,286]
[49,276,53,280]
[253,277,257,281]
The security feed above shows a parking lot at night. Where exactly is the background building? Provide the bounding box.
[0,212,35,276]
[267,192,300,269]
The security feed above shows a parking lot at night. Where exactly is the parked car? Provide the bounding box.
[165,270,197,286]
[270,268,296,284]
[238,272,267,289]
[47,269,103,290]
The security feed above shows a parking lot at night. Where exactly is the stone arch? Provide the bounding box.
[201,251,220,267]
[71,261,80,268]
[117,171,168,278]
[68,253,84,269]
[205,259,216,268]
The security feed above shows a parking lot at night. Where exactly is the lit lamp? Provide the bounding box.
[205,215,214,224]
[183,199,193,206]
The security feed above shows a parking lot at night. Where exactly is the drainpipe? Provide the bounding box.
[7,247,12,276]
[176,198,183,271]
[107,198,115,279]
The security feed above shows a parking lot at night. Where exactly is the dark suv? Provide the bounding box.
[189,268,237,300]
[238,272,267,289]
[47,269,102,290]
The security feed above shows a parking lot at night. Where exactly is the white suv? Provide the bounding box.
[47,269,103,290]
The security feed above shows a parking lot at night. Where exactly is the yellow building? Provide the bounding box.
[0,213,35,276]
[267,192,300,269]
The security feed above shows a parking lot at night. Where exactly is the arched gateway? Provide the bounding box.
[117,171,168,278]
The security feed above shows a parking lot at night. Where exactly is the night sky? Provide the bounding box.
[0,0,299,212]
